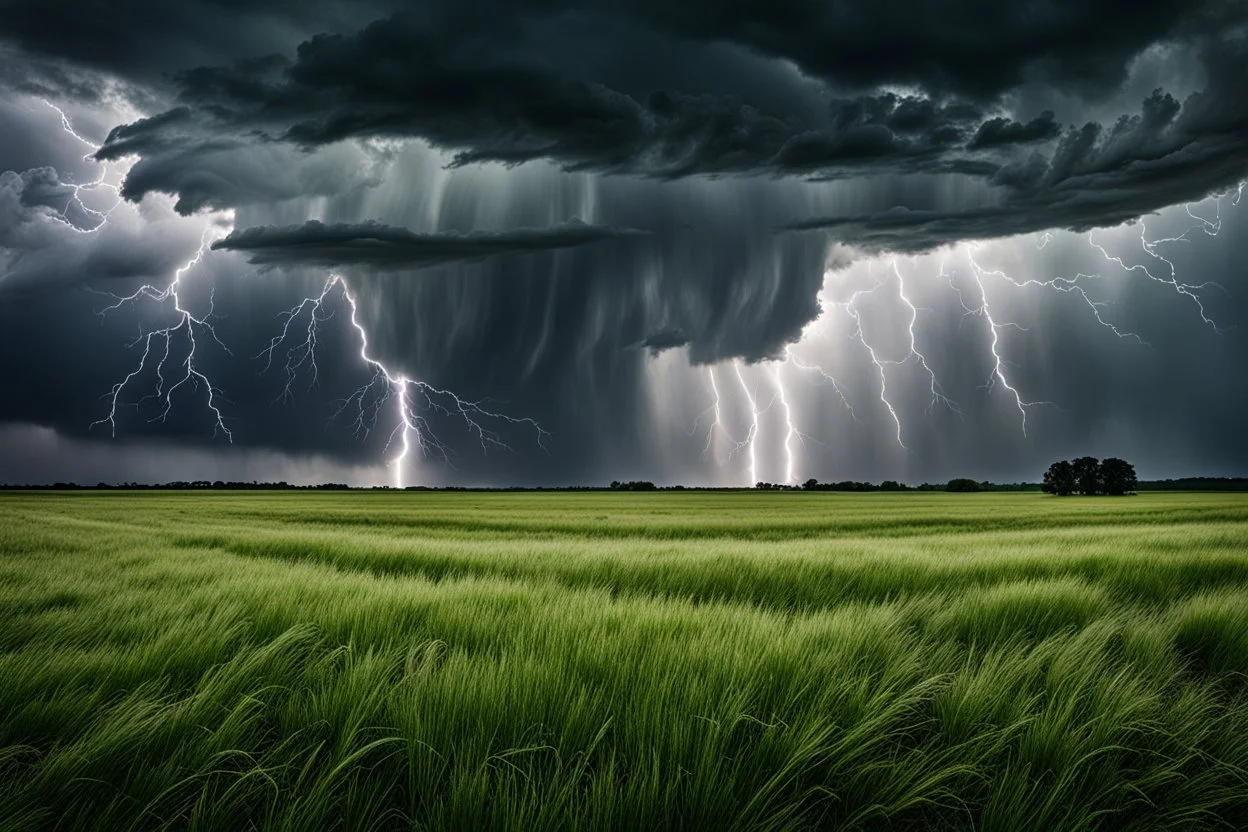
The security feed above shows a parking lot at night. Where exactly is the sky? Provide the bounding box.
[1,0,1246,487]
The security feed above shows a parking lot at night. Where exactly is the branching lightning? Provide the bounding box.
[40,99,240,444]
[963,246,1052,435]
[1085,185,1246,333]
[783,346,856,421]
[960,247,1146,344]
[90,228,235,441]
[35,94,1248,487]
[40,98,544,486]
[694,366,736,458]
[259,275,548,487]
[841,288,906,448]
[892,260,961,416]
[40,101,123,233]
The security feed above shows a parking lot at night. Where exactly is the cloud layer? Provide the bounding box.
[215,219,648,269]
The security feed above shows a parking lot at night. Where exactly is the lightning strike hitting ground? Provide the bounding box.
[259,275,548,487]
[33,92,1248,487]
[770,362,798,485]
[730,360,761,485]
[40,98,546,485]
[90,228,234,441]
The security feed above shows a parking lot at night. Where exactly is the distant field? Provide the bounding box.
[2,491,1247,830]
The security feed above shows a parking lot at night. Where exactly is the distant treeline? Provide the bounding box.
[3,477,1246,492]
[1135,478,1248,491]
[792,478,1039,493]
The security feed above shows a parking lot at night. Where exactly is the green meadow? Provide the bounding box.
[1,491,1247,830]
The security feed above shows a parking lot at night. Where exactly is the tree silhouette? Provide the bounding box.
[1042,460,1076,496]
[1099,458,1138,496]
[1072,456,1101,496]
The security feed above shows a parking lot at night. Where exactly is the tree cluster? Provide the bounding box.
[609,480,658,491]
[798,479,912,492]
[1042,457,1137,496]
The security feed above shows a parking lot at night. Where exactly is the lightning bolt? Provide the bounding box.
[695,366,738,458]
[90,227,234,441]
[40,96,543,485]
[259,275,548,487]
[782,346,857,422]
[40,100,123,233]
[40,98,237,443]
[963,246,1146,344]
[730,360,761,485]
[1084,185,1247,333]
[770,362,799,485]
[841,291,905,448]
[964,246,1051,435]
[892,260,961,416]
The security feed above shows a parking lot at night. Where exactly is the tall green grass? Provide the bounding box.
[1,491,1246,830]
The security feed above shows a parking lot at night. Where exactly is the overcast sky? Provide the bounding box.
[1,0,1246,486]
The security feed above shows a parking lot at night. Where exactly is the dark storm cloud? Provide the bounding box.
[72,3,1247,250]
[639,328,691,352]
[213,219,649,270]
[968,112,1062,150]
[0,0,401,100]
[584,0,1239,98]
[96,23,992,191]
[3,0,1233,101]
[783,54,1248,251]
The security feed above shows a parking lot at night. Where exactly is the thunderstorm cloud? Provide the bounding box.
[214,220,649,270]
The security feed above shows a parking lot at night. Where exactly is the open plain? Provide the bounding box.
[1,491,1247,830]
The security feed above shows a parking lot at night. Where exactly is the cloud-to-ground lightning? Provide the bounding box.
[90,228,235,441]
[39,96,545,485]
[258,274,548,487]
[770,362,798,485]
[730,360,762,485]
[35,92,1248,487]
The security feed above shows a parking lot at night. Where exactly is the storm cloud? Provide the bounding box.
[214,219,649,270]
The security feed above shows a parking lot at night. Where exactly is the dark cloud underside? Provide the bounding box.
[213,219,648,269]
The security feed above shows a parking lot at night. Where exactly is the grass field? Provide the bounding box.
[1,491,1247,831]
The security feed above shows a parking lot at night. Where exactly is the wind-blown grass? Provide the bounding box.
[0,491,1246,830]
